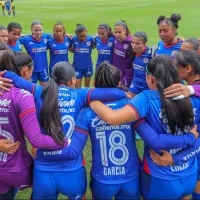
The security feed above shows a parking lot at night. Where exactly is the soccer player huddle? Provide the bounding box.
[0,13,200,200]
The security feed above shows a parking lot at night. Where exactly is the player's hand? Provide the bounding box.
[190,125,199,139]
[0,70,13,95]
[0,140,20,154]
[66,34,73,40]
[164,83,190,99]
[149,149,174,166]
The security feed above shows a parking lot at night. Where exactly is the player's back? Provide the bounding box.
[34,85,90,171]
[129,89,200,179]
[0,87,33,172]
[82,98,140,184]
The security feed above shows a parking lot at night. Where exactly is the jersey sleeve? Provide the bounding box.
[2,71,35,94]
[172,137,200,165]
[127,92,149,119]
[44,33,52,39]
[19,36,27,45]
[36,108,90,161]
[16,89,68,149]
[87,88,126,104]
[135,119,196,150]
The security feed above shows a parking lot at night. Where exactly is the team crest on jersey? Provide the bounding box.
[44,39,47,43]
[76,72,79,76]
[124,44,128,49]
[143,58,149,64]
[75,48,79,52]
[66,42,69,47]
[108,42,112,47]
[87,42,91,46]
[32,48,37,53]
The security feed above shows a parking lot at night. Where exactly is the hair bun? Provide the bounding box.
[157,16,166,25]
[171,14,181,22]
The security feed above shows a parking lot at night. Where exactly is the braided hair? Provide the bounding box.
[95,61,120,88]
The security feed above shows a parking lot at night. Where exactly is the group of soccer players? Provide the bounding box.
[0,0,15,17]
[0,13,200,200]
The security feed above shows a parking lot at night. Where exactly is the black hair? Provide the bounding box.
[0,49,33,74]
[75,24,87,35]
[95,61,120,88]
[40,62,75,145]
[98,23,113,37]
[157,14,181,29]
[7,22,22,32]
[148,55,194,134]
[133,31,148,43]
[31,20,42,28]
[183,38,200,51]
[0,25,7,31]
[114,20,131,36]
[174,50,200,75]
[53,21,66,36]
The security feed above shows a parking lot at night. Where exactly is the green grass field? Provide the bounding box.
[1,0,200,199]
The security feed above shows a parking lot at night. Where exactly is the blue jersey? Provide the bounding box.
[48,36,72,71]
[5,1,10,9]
[128,90,200,180]
[19,34,51,72]
[72,35,93,69]
[7,40,22,52]
[156,39,183,56]
[95,36,114,69]
[129,47,151,94]
[76,99,140,184]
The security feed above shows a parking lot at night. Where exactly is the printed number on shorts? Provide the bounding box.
[96,130,129,167]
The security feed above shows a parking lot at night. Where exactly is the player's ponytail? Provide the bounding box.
[157,14,181,29]
[95,61,120,88]
[75,24,87,35]
[40,62,76,145]
[147,55,194,134]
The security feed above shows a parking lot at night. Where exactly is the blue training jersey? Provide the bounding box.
[72,35,93,69]
[76,99,140,184]
[5,1,10,9]
[95,36,114,69]
[129,47,151,94]
[7,40,22,52]
[48,36,72,72]
[19,33,51,72]
[128,90,200,180]
[156,39,183,56]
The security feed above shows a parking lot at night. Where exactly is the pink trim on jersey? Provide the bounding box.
[134,119,145,129]
[31,35,42,42]
[74,127,88,135]
[7,41,16,46]
[87,89,94,104]
[54,36,65,44]
[19,108,36,118]
[164,39,182,48]
[126,104,139,120]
